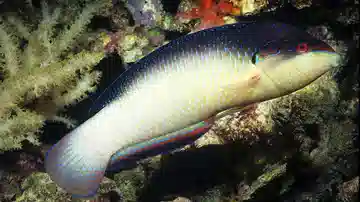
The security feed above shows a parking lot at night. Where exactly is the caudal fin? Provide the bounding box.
[44,130,111,198]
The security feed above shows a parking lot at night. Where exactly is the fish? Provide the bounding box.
[44,20,341,198]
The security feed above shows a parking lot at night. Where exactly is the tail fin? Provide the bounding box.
[44,130,111,198]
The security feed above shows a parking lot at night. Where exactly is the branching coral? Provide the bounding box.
[0,1,106,152]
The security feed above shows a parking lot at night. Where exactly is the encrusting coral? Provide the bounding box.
[14,172,118,202]
[0,1,106,152]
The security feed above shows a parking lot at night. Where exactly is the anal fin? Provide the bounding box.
[107,119,214,171]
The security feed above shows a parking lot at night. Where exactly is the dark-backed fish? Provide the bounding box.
[45,21,340,197]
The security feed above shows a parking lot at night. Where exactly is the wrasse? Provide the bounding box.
[45,21,340,197]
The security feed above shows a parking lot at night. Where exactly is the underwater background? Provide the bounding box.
[0,0,358,201]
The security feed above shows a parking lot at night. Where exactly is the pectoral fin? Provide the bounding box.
[218,69,261,107]
[213,103,258,120]
[225,69,261,94]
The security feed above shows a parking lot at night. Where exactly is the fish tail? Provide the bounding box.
[44,128,112,198]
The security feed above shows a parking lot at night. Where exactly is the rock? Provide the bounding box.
[337,176,359,202]
[113,166,146,202]
[194,131,223,148]
[291,0,312,9]
[171,196,192,202]
[14,172,118,202]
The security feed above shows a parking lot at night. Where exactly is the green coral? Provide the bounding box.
[15,172,117,202]
[192,185,226,202]
[0,171,23,201]
[160,14,189,32]
[236,163,287,201]
[268,71,357,163]
[15,172,70,202]
[118,32,150,63]
[0,1,106,152]
[113,166,146,202]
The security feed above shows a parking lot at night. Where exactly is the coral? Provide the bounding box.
[118,32,149,63]
[192,185,225,202]
[228,0,268,14]
[193,130,223,148]
[103,31,122,53]
[15,172,70,202]
[122,0,164,28]
[112,27,166,64]
[146,28,166,46]
[176,0,239,31]
[83,0,134,31]
[45,0,113,23]
[235,163,287,201]
[0,171,22,202]
[159,14,190,32]
[172,196,192,202]
[192,67,358,201]
[310,119,357,167]
[175,0,269,31]
[0,1,106,152]
[337,176,359,202]
[14,172,118,201]
[0,150,44,177]
[291,0,312,9]
[113,166,146,202]
[0,1,357,202]
[337,6,359,25]
[206,70,342,145]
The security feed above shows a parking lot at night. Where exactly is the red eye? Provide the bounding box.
[296,43,308,53]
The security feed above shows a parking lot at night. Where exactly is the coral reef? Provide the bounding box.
[0,0,358,202]
[15,172,70,202]
[122,0,164,28]
[117,29,151,63]
[176,0,269,31]
[235,163,287,201]
[337,176,359,202]
[0,171,23,201]
[100,26,167,64]
[228,0,268,14]
[113,166,146,202]
[14,172,118,202]
[0,1,106,152]
[176,0,240,31]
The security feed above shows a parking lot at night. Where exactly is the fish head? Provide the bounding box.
[252,25,341,98]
